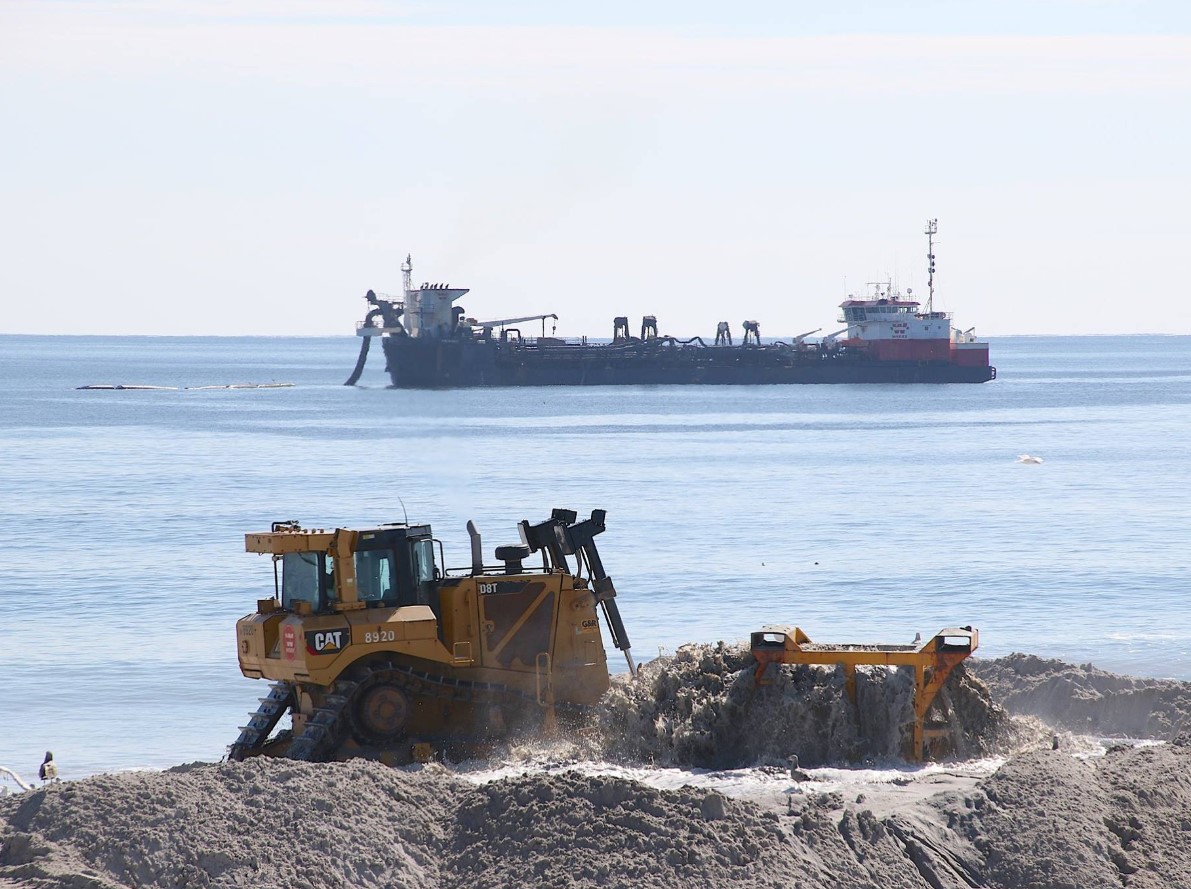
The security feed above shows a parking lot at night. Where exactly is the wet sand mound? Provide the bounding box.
[7,656,1191,888]
[947,736,1191,888]
[972,654,1191,738]
[0,758,937,889]
[7,741,1191,888]
[600,642,1010,767]
[0,759,459,889]
[449,772,806,888]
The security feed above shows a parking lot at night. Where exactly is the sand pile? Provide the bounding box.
[7,655,1191,889]
[972,654,1191,739]
[598,642,1009,767]
[448,772,807,888]
[0,759,459,889]
[7,740,1191,888]
[0,757,940,889]
[942,736,1191,888]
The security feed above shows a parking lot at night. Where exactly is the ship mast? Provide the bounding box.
[925,219,937,313]
[402,254,413,297]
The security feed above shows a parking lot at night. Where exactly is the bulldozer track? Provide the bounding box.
[228,682,294,762]
[253,660,559,763]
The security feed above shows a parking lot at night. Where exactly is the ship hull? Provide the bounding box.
[380,337,995,387]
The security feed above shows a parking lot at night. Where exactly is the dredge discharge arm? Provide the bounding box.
[346,292,408,386]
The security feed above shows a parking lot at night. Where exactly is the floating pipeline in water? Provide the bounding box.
[76,382,295,390]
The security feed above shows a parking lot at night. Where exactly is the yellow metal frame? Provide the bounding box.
[750,625,979,761]
[245,528,362,610]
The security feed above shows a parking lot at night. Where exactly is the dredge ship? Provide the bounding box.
[345,221,994,387]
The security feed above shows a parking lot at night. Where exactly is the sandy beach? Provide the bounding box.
[3,652,1191,889]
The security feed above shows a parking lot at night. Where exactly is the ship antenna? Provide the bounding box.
[924,219,938,313]
[397,496,409,525]
[402,254,413,296]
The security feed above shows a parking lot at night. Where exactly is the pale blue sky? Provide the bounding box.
[3,1,1190,335]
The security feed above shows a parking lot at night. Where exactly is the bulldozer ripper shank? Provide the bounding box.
[230,508,634,764]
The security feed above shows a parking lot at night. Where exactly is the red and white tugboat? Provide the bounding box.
[830,220,993,379]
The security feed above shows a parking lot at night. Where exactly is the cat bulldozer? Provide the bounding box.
[229,509,634,763]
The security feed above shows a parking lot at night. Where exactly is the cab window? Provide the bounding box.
[321,559,336,604]
[412,538,436,584]
[282,552,321,610]
[355,549,395,604]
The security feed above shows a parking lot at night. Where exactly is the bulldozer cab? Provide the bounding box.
[260,522,440,614]
[347,525,439,608]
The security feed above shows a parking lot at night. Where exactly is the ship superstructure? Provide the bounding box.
[831,220,990,371]
[835,284,990,370]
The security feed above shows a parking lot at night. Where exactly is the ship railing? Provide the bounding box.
[356,321,404,337]
[506,336,592,348]
[507,336,712,351]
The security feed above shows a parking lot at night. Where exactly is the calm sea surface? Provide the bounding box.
[2,334,1189,779]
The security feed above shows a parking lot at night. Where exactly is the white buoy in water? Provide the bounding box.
[1017,454,1044,464]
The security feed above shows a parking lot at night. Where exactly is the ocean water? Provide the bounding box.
[2,334,1189,781]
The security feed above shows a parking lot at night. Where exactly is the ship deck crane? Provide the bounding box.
[790,328,822,345]
[472,314,559,336]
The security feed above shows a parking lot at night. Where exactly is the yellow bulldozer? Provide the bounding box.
[230,508,634,763]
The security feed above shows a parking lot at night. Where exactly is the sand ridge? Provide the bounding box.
[973,653,1191,739]
[5,653,1191,889]
[600,642,1010,768]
